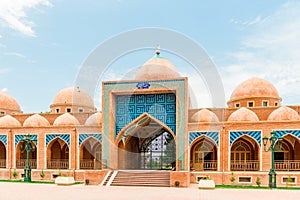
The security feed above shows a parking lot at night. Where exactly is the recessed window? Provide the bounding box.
[78,108,84,113]
[52,174,59,179]
[0,111,5,115]
[66,108,71,113]
[56,109,60,113]
[235,103,240,108]
[275,102,278,106]
[262,101,268,107]
[238,177,252,183]
[248,102,254,107]
[282,177,296,184]
[196,176,210,182]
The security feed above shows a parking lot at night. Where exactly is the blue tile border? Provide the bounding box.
[0,135,7,146]
[46,134,70,147]
[189,132,219,146]
[230,131,261,146]
[78,134,102,146]
[15,135,38,147]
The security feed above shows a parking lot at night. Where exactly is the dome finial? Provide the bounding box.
[155,44,160,57]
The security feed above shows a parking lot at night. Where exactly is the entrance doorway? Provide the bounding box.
[117,116,176,170]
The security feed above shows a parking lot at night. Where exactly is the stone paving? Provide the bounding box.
[0,182,299,200]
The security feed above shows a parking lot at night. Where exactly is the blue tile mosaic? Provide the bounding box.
[115,93,176,138]
[189,132,219,146]
[274,130,300,139]
[46,134,70,147]
[230,131,261,146]
[0,135,7,146]
[78,134,102,146]
[15,135,38,147]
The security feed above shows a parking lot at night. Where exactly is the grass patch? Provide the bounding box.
[0,180,84,185]
[216,185,268,189]
[216,185,300,190]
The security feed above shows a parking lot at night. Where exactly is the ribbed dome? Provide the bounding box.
[0,91,21,113]
[53,113,80,126]
[85,112,102,126]
[228,107,259,122]
[135,56,181,80]
[0,115,21,127]
[23,114,50,127]
[51,87,94,108]
[268,106,300,121]
[229,77,279,101]
[191,109,219,122]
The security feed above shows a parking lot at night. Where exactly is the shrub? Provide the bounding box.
[256,177,261,187]
[230,172,235,184]
[40,170,45,179]
[286,176,293,187]
[12,169,18,179]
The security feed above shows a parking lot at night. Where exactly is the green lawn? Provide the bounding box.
[216,184,300,190]
[0,179,84,185]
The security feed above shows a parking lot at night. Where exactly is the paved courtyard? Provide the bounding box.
[0,182,299,200]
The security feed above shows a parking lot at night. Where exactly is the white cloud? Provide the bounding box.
[1,88,8,92]
[230,15,265,26]
[0,0,52,37]
[4,52,26,58]
[222,1,300,106]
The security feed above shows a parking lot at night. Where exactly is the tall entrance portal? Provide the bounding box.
[102,77,189,171]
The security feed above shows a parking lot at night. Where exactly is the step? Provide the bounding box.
[109,170,170,187]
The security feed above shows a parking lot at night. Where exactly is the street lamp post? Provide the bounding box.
[263,131,283,188]
[20,134,37,182]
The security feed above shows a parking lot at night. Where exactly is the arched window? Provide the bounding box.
[0,141,6,168]
[230,137,259,171]
[47,139,69,169]
[80,138,102,169]
[190,138,217,171]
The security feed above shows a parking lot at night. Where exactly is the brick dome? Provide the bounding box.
[228,107,259,122]
[0,91,21,114]
[135,56,181,80]
[23,114,50,127]
[85,112,102,126]
[191,109,219,122]
[0,115,21,127]
[230,77,279,101]
[268,106,300,121]
[53,113,80,126]
[227,77,281,108]
[50,87,96,113]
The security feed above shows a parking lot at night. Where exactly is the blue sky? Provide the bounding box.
[0,0,299,113]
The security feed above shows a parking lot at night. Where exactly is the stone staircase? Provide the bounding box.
[109,170,170,187]
[100,171,114,186]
